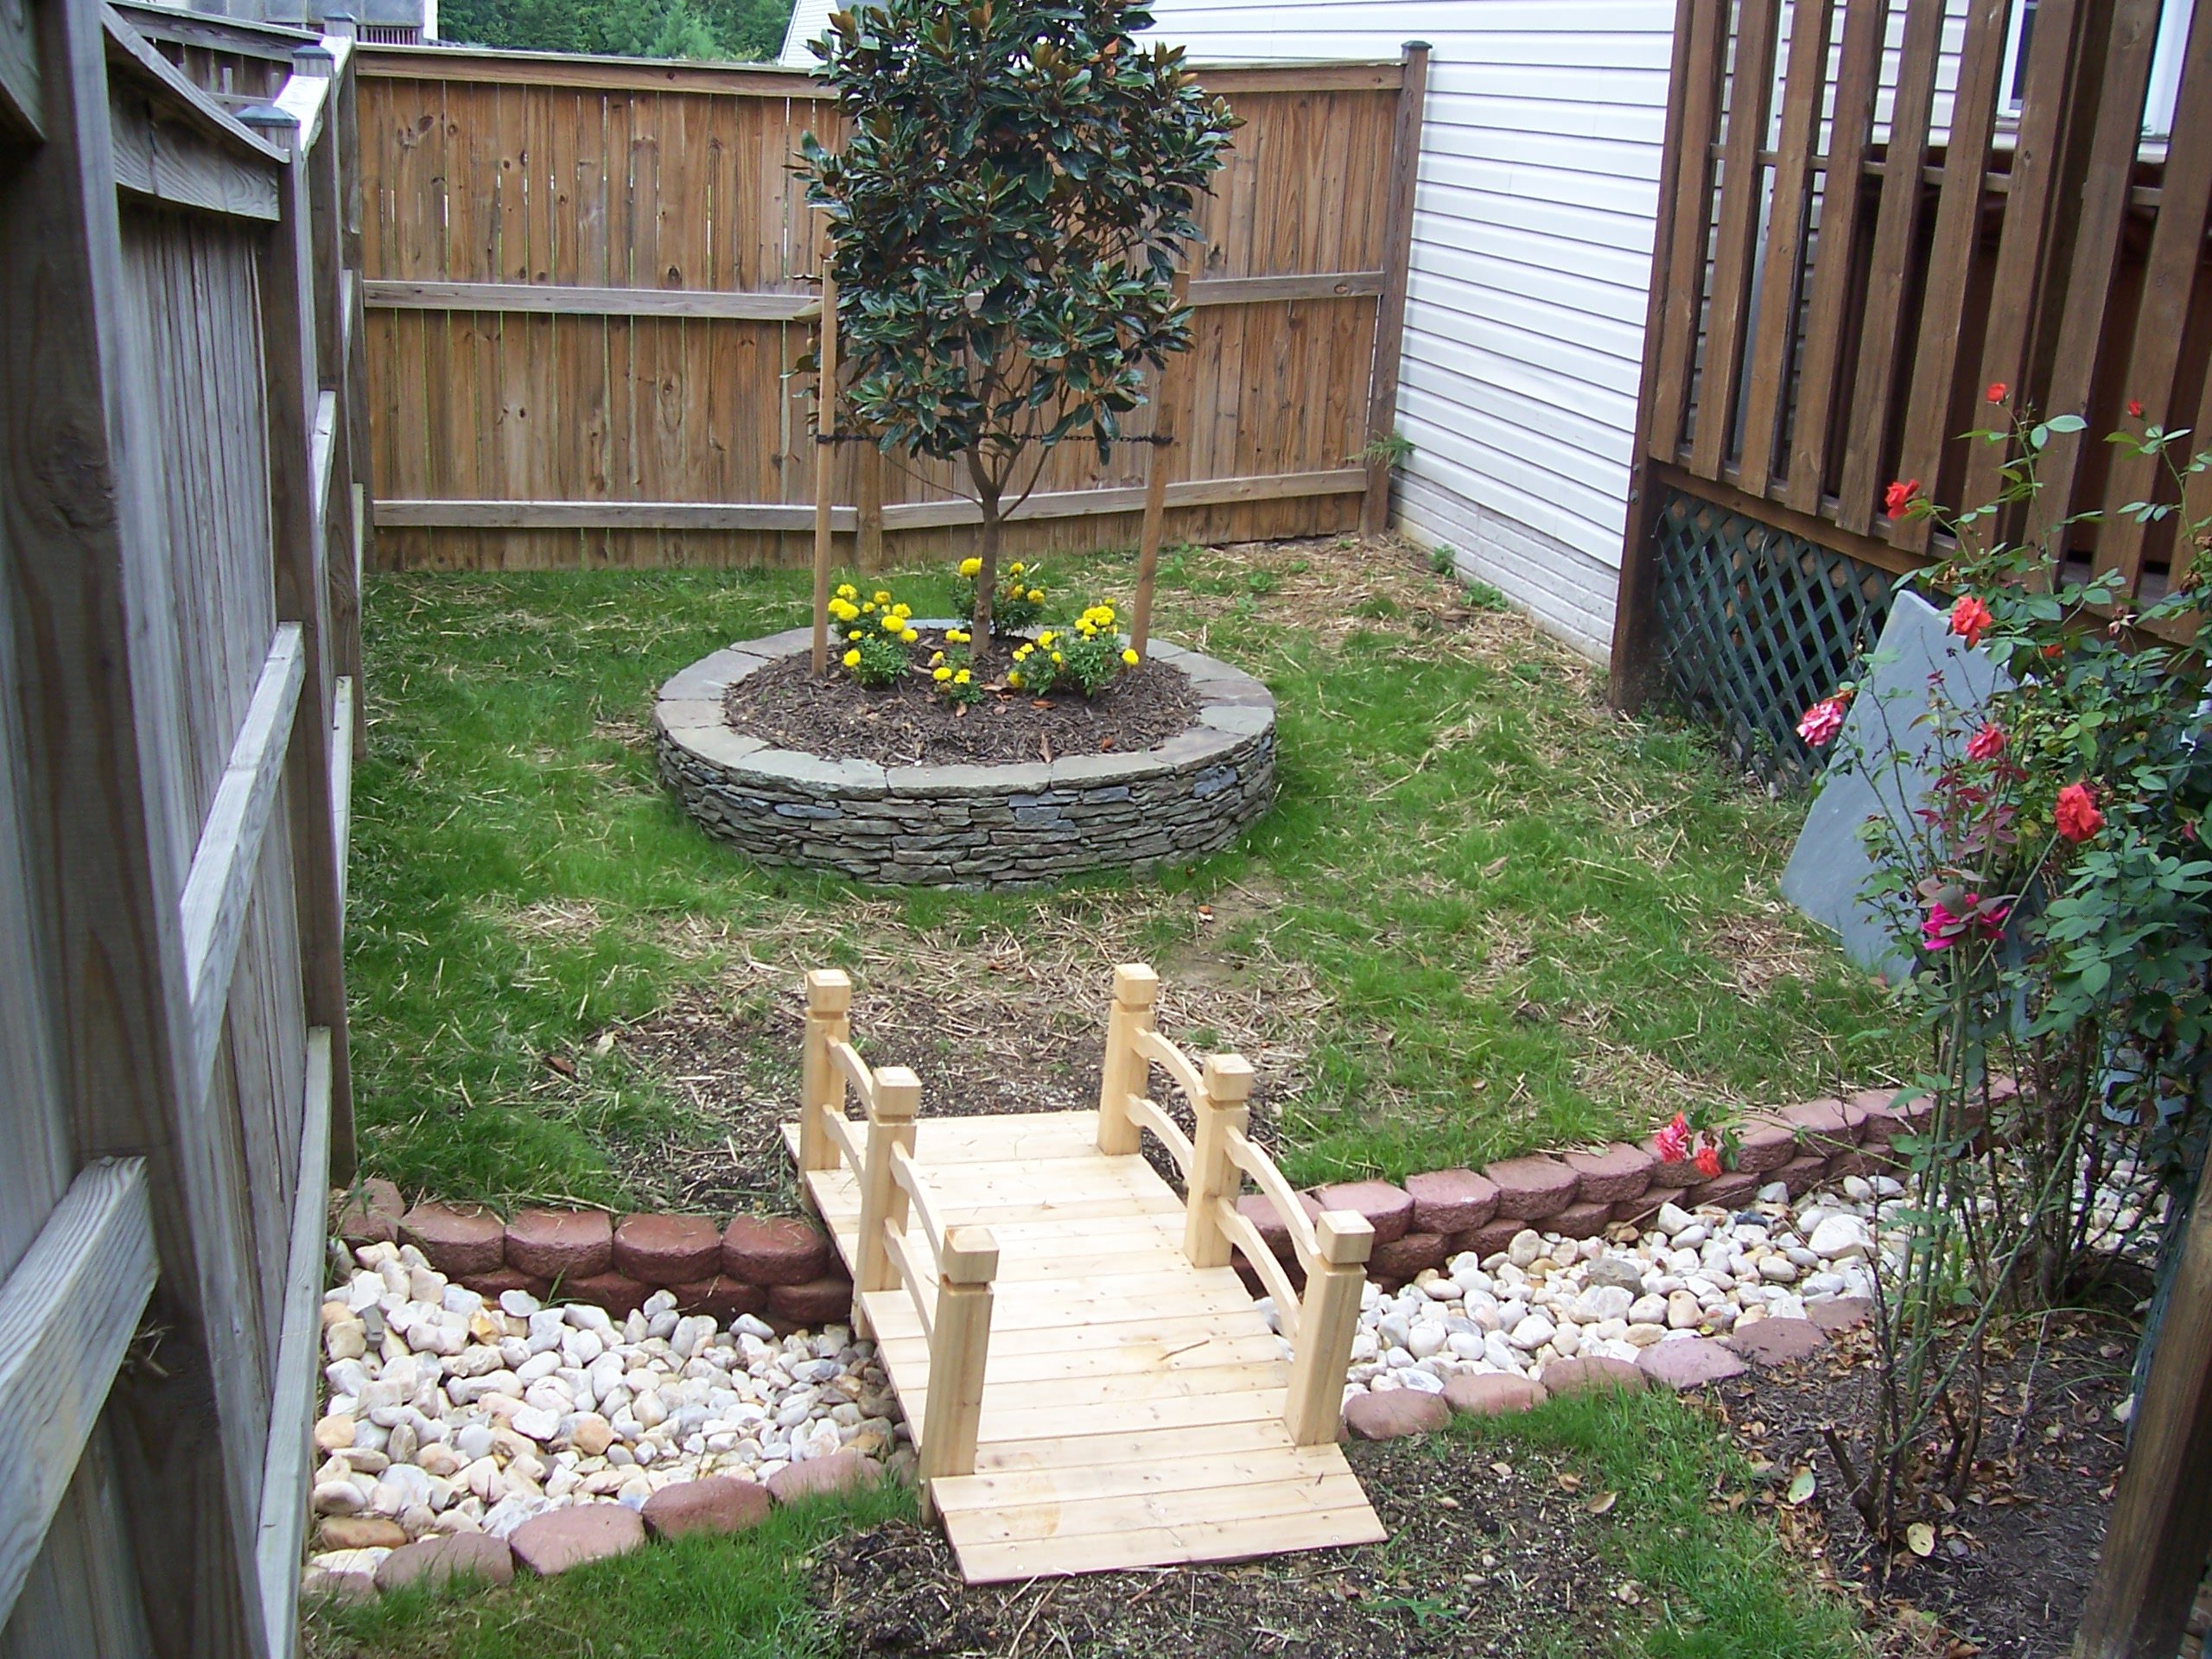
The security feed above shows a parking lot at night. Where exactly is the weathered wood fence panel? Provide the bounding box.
[352,46,1423,570]
[1613,0,2211,712]
[0,4,370,1654]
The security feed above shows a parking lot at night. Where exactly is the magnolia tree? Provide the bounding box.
[802,0,1234,652]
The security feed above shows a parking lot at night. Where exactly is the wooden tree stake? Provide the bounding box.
[1095,963,1160,1155]
[798,969,851,1174]
[1131,267,1189,658]
[1182,1052,1255,1268]
[1283,1210,1374,1446]
[810,262,839,677]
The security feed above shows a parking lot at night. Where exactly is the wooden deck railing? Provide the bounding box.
[1096,964,1376,1447]
[798,969,998,1518]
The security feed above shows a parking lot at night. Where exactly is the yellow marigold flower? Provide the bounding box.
[1122,648,1140,665]
[1027,588,1044,602]
[958,557,982,578]
[836,582,857,599]
[1009,562,1025,576]
[954,669,971,685]
[842,648,860,668]
[1007,671,1023,688]
[1051,651,1064,664]
[946,628,968,643]
[900,628,918,644]
[1013,643,1033,659]
[873,589,891,605]
[1039,630,1056,646]
[933,665,951,682]
[861,601,876,613]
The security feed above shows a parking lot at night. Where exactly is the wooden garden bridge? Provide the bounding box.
[784,965,1386,1581]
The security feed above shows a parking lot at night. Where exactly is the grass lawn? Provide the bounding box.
[302,1386,1869,1659]
[347,534,1903,1211]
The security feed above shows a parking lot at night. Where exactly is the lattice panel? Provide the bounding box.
[1650,487,1893,788]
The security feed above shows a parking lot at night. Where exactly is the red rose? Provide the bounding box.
[1986,382,2007,404]
[1693,1144,1723,1180]
[2055,781,2103,843]
[1885,479,1921,519]
[1966,723,2005,761]
[2128,398,2145,418]
[1949,594,1995,647]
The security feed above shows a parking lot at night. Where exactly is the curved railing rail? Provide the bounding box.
[1095,963,1375,1446]
[800,969,998,1516]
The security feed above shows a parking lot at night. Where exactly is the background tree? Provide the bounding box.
[439,0,791,62]
[801,0,1234,651]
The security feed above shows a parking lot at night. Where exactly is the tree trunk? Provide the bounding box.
[969,455,1001,667]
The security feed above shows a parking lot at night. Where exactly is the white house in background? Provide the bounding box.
[779,0,835,63]
[1143,0,1677,659]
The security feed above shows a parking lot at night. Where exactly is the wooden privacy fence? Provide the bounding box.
[351,43,1427,571]
[1612,0,2212,729]
[0,3,370,1654]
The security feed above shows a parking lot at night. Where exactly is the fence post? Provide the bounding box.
[918,1224,999,1522]
[1358,40,1430,539]
[799,969,852,1174]
[851,1065,918,1335]
[2073,1171,2212,1656]
[1096,963,1159,1155]
[1182,1052,1255,1268]
[1283,1211,1374,1446]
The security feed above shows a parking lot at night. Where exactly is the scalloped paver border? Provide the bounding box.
[653,629,1276,888]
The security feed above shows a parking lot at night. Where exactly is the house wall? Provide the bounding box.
[1141,0,1680,659]
[779,0,836,65]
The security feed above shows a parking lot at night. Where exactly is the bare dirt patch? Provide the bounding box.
[1716,1306,2134,1658]
[723,639,1200,768]
[811,1434,1637,1659]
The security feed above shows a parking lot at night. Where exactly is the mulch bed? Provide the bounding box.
[1715,1302,2139,1658]
[810,1434,1637,1658]
[722,638,1200,768]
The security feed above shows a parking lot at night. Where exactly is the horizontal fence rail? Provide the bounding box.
[351,45,1426,570]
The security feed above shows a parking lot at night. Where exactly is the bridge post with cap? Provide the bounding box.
[852,1065,919,1336]
[1182,1052,1255,1268]
[1096,963,1159,1155]
[918,1224,999,1522]
[799,969,852,1174]
[1284,1210,1375,1446]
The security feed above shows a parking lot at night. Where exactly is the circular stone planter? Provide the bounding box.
[653,626,1276,888]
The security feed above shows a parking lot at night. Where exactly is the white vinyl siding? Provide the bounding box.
[1142,0,1678,658]
[779,0,836,66]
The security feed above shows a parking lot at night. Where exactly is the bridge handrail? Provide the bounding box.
[801,969,997,1517]
[1095,962,1374,1447]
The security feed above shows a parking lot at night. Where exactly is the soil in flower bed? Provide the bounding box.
[721,638,1200,768]
[1716,1301,2137,1657]
[810,1434,1634,1659]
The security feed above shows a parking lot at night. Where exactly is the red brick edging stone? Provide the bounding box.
[339,1088,1933,1325]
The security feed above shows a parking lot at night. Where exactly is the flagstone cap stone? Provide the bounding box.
[1484,1154,1580,1221]
[1733,1116,1800,1173]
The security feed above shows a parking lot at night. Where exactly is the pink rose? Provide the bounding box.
[1966,724,2005,761]
[1796,693,1851,747]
